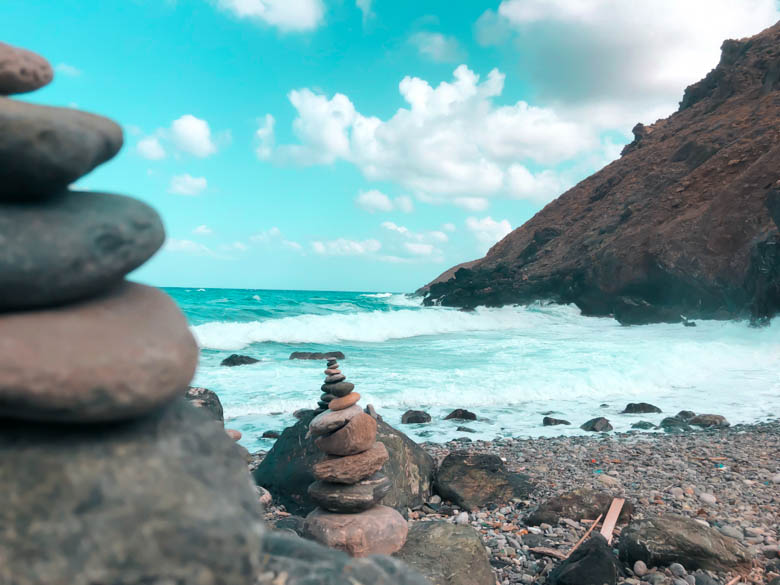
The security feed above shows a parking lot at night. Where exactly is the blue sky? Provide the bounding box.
[5,0,779,291]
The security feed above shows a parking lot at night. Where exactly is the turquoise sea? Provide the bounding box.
[166,287,780,452]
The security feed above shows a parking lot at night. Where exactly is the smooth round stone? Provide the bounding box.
[0,282,199,422]
[313,442,389,484]
[226,429,242,441]
[317,401,330,409]
[0,42,53,95]
[320,393,335,402]
[324,374,346,384]
[308,404,363,437]
[329,392,361,411]
[0,98,123,199]
[315,412,377,456]
[321,381,355,397]
[324,368,341,375]
[0,191,164,310]
[304,505,408,557]
[308,472,391,513]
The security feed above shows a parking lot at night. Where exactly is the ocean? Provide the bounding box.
[166,287,780,452]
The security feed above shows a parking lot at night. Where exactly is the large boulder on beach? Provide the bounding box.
[549,534,623,585]
[618,514,751,572]
[435,452,533,511]
[527,488,633,526]
[253,410,434,515]
[0,399,265,585]
[185,386,224,422]
[689,414,730,428]
[395,520,494,585]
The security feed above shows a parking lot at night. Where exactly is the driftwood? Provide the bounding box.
[565,513,603,559]
[599,498,625,545]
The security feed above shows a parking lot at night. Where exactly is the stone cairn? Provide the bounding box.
[303,358,408,557]
[0,42,268,584]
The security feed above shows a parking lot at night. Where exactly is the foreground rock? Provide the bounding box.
[184,386,224,422]
[0,98,123,198]
[527,488,633,526]
[395,521,495,585]
[290,351,345,360]
[421,23,780,324]
[543,416,571,426]
[0,42,53,95]
[0,191,164,310]
[0,282,199,422]
[549,534,623,585]
[622,402,662,414]
[304,505,409,557]
[435,452,533,510]
[580,417,613,432]
[690,414,730,428]
[619,514,751,572]
[0,399,266,584]
[220,353,260,367]
[254,410,434,515]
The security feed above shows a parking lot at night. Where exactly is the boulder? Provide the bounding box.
[308,472,391,513]
[0,42,53,95]
[618,514,751,572]
[543,416,571,426]
[580,417,613,432]
[689,414,729,428]
[444,408,476,421]
[315,412,377,456]
[184,386,224,422]
[622,402,662,414]
[677,410,696,420]
[661,417,692,432]
[253,411,434,516]
[289,351,345,360]
[0,282,199,422]
[527,488,633,526]
[435,452,533,511]
[313,442,389,484]
[220,354,260,367]
[304,505,408,557]
[0,399,266,585]
[631,421,656,430]
[549,534,623,585]
[0,98,123,199]
[262,430,281,439]
[0,191,164,310]
[402,410,431,424]
[394,520,494,585]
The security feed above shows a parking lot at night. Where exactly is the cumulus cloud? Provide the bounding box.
[55,63,82,77]
[312,238,381,256]
[171,115,217,158]
[249,226,282,243]
[404,242,435,256]
[282,239,304,251]
[442,223,456,232]
[356,0,373,22]
[466,216,512,251]
[169,174,208,195]
[454,197,489,212]
[164,238,215,255]
[216,0,324,32]
[355,190,414,214]
[193,224,213,235]
[380,221,447,260]
[137,136,166,160]
[255,114,275,160]
[410,32,463,63]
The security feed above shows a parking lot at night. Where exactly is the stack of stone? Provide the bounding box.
[0,42,267,584]
[304,360,408,557]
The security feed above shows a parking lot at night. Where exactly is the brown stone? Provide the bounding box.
[0,42,53,95]
[315,412,377,456]
[320,393,335,402]
[0,281,198,422]
[324,368,341,375]
[226,429,242,441]
[321,381,355,397]
[308,404,362,437]
[329,392,360,411]
[313,442,389,484]
[304,505,408,557]
[308,472,391,513]
[324,374,346,384]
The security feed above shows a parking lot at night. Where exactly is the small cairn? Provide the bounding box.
[303,359,408,557]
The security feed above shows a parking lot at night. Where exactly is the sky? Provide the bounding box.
[5,0,780,292]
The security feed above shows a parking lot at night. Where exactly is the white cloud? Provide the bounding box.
[404,242,435,256]
[355,190,414,214]
[137,136,166,160]
[220,241,249,252]
[466,216,512,250]
[380,221,447,259]
[164,238,214,255]
[410,32,463,63]
[312,238,381,256]
[169,174,208,196]
[442,223,456,232]
[282,239,303,251]
[356,0,373,21]
[55,63,82,77]
[171,115,217,158]
[454,197,489,211]
[193,224,213,235]
[216,0,324,32]
[506,165,569,204]
[250,226,282,243]
[255,114,275,160]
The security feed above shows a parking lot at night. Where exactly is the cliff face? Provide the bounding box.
[422,22,780,324]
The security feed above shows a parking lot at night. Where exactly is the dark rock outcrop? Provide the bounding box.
[581,417,613,432]
[549,534,623,585]
[622,402,662,414]
[435,452,533,511]
[421,23,780,324]
[543,416,571,426]
[661,416,693,432]
[394,521,495,585]
[619,514,751,572]
[402,410,431,424]
[221,353,260,367]
[527,488,633,526]
[444,408,477,421]
[185,386,224,422]
[289,351,345,360]
[253,410,434,515]
[690,414,730,428]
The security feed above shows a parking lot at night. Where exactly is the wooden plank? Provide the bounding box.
[565,513,603,559]
[599,498,625,545]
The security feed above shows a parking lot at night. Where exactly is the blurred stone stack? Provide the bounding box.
[0,42,267,584]
[304,361,408,556]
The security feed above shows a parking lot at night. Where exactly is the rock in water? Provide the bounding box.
[401,410,432,424]
[549,534,623,585]
[581,417,613,432]
[220,353,260,367]
[689,414,729,428]
[444,408,477,420]
[0,42,53,95]
[527,488,633,526]
[0,191,164,310]
[308,473,392,513]
[313,442,389,484]
[0,98,123,199]
[0,399,265,585]
[253,411,434,515]
[618,514,751,572]
[394,521,495,585]
[315,412,377,456]
[435,452,533,511]
[543,416,571,426]
[304,505,408,557]
[622,402,662,414]
[185,386,224,422]
[0,282,199,422]
[289,351,345,360]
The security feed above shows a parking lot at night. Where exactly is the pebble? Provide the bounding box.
[699,493,716,505]
[633,560,648,576]
[455,511,469,525]
[0,42,53,95]
[669,562,686,577]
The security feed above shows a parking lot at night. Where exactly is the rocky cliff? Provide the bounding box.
[422,22,780,324]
